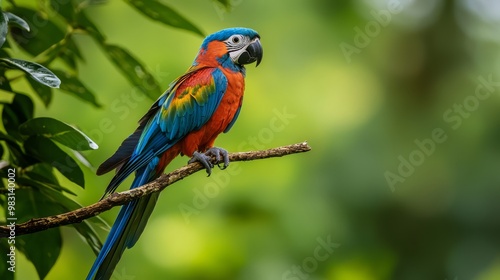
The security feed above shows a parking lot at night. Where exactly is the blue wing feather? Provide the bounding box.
[100,67,228,196]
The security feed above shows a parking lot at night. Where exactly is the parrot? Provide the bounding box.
[86,27,262,280]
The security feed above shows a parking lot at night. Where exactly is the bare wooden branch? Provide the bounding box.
[0,142,311,238]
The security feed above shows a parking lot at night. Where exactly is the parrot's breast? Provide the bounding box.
[180,68,245,156]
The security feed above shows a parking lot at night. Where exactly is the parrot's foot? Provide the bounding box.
[188,147,230,176]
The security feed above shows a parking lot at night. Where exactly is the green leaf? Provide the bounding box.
[84,0,109,6]
[124,0,204,37]
[66,37,84,60]
[58,37,84,70]
[50,0,76,24]
[214,0,231,9]
[103,44,161,99]
[26,163,59,185]
[76,11,106,42]
[38,186,104,255]
[15,174,106,255]
[38,37,83,70]
[60,50,77,70]
[19,117,99,151]
[0,39,10,49]
[52,69,101,107]
[0,130,18,143]
[26,76,53,107]
[23,156,91,192]
[15,188,62,280]
[1,93,33,140]
[0,12,8,48]
[0,71,13,91]
[0,58,61,88]
[74,220,104,255]
[16,175,76,196]
[72,150,94,169]
[5,12,30,31]
[17,229,61,279]
[9,7,65,56]
[0,131,33,167]
[23,135,85,187]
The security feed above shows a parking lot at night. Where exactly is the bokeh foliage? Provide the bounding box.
[2,0,500,280]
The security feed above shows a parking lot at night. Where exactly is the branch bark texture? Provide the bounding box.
[0,142,311,238]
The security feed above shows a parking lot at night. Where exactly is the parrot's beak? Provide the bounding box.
[235,37,263,67]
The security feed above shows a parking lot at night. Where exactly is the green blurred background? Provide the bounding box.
[9,0,500,279]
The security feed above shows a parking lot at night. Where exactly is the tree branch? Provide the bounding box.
[0,142,311,238]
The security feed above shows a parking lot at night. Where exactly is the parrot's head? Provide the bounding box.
[194,27,263,71]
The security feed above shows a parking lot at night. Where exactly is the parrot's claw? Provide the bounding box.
[188,147,229,176]
[189,152,214,176]
[207,147,229,170]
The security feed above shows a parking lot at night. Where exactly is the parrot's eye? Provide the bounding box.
[226,35,245,47]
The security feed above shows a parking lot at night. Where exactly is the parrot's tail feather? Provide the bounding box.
[87,192,160,280]
[88,148,181,280]
[87,163,160,280]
